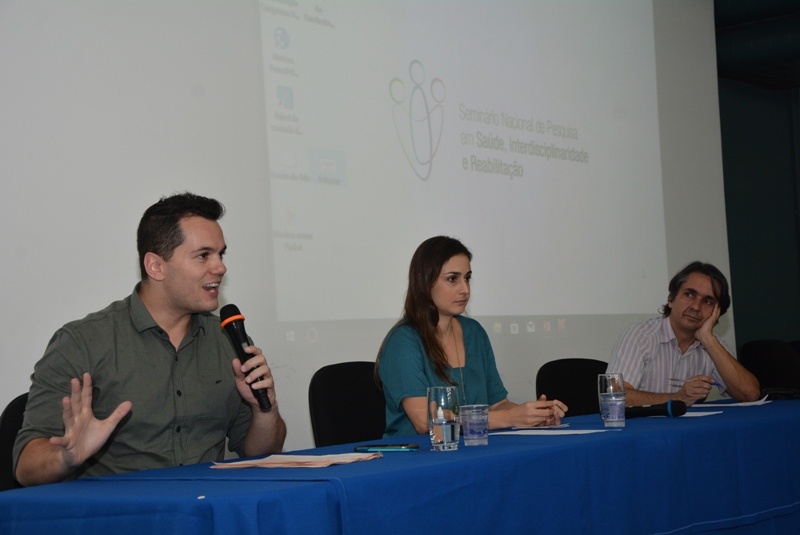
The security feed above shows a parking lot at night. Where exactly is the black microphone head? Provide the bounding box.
[220,304,242,322]
[668,399,687,417]
[218,303,269,411]
[220,303,249,351]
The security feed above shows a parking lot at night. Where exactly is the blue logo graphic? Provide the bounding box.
[277,86,294,109]
[274,27,290,50]
[390,60,445,181]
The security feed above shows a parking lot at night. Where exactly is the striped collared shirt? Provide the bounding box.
[607,316,728,395]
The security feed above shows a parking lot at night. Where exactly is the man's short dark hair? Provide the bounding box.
[136,192,225,279]
[660,261,731,317]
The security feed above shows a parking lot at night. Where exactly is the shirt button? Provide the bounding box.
[176,426,182,433]
[177,390,182,396]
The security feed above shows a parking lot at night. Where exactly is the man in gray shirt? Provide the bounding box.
[14,192,286,486]
[607,261,760,407]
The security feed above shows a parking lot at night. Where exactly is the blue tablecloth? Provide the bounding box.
[2,400,800,534]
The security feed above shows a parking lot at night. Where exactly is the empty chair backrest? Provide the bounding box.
[0,393,28,491]
[536,358,608,416]
[308,362,386,447]
[788,340,800,359]
[739,339,800,395]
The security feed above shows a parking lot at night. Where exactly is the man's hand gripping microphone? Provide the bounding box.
[220,304,272,411]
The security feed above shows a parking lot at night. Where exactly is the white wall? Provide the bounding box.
[0,0,730,452]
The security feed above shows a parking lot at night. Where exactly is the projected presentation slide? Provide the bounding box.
[259,0,667,322]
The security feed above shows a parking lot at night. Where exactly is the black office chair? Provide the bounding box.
[308,362,386,447]
[0,393,28,491]
[739,339,800,400]
[535,358,608,416]
[788,340,800,359]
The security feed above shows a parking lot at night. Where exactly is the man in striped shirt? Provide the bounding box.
[607,261,760,407]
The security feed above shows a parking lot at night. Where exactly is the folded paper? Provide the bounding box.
[211,452,382,469]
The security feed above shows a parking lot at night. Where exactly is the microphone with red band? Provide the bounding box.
[220,304,272,411]
[625,399,686,419]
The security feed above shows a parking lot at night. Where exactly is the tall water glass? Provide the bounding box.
[427,386,460,451]
[598,373,626,427]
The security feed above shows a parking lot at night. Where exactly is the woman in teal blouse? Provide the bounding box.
[377,236,567,437]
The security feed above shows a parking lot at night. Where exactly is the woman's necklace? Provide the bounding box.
[451,325,467,405]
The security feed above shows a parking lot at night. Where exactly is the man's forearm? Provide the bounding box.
[624,387,677,407]
[701,337,761,401]
[242,407,286,456]
[15,438,72,487]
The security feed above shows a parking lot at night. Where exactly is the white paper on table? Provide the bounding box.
[513,423,570,430]
[679,411,723,417]
[697,396,770,408]
[211,452,382,469]
[492,429,608,436]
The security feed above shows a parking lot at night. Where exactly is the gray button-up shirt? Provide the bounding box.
[14,286,252,479]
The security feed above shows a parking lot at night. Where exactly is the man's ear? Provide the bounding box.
[143,252,166,281]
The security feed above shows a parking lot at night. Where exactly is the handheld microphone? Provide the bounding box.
[625,399,686,419]
[220,304,272,411]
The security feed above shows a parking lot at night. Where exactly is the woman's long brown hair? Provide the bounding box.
[376,236,472,386]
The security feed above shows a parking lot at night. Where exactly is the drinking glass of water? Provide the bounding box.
[427,386,460,450]
[598,373,626,427]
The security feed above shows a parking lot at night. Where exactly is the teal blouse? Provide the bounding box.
[378,316,508,437]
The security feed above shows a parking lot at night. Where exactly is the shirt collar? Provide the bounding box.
[129,283,203,337]
[659,315,700,351]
